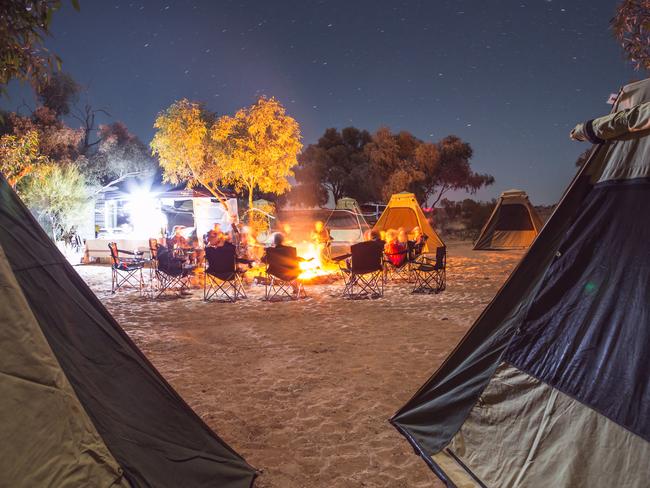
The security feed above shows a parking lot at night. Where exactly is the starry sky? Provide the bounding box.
[1,0,642,204]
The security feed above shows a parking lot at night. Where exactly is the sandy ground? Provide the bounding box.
[76,241,523,488]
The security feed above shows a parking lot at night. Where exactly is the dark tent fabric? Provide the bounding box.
[0,176,256,487]
[390,173,587,454]
[505,178,650,442]
[391,77,650,487]
[493,204,534,231]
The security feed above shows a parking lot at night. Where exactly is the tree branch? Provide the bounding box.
[431,184,451,208]
[95,170,152,194]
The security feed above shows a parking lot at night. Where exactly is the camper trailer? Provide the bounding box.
[86,186,237,261]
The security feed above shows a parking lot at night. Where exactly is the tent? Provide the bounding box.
[0,175,256,486]
[473,189,543,250]
[391,78,650,487]
[372,192,444,252]
[325,197,371,245]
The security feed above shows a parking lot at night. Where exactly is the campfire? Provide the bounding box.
[296,242,338,282]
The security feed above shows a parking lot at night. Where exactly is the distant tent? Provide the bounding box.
[325,197,370,245]
[335,196,362,211]
[391,78,650,487]
[373,192,444,252]
[0,176,256,486]
[473,189,543,250]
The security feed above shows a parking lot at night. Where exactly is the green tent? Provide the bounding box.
[0,176,256,487]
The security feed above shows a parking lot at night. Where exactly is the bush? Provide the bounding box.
[20,163,90,240]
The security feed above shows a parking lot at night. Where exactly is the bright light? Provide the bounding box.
[125,187,166,239]
[296,241,337,281]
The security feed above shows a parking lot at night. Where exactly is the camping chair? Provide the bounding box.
[263,246,306,301]
[109,242,145,294]
[339,240,385,299]
[383,244,412,282]
[151,244,196,298]
[411,246,447,294]
[204,245,247,302]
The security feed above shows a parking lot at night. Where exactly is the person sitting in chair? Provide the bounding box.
[411,226,428,257]
[385,229,407,267]
[310,220,332,261]
[364,229,382,242]
[397,227,409,248]
[262,232,297,265]
[262,232,308,293]
[170,227,189,249]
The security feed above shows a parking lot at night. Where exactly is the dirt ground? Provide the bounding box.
[77,241,523,488]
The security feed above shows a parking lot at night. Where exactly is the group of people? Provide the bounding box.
[158,219,426,278]
[380,226,428,266]
[153,222,262,273]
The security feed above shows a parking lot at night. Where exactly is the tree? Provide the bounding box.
[0,130,49,187]
[295,126,490,208]
[151,99,229,205]
[20,162,89,240]
[36,71,80,116]
[611,0,650,70]
[439,198,496,238]
[288,169,329,207]
[82,121,157,190]
[292,126,372,206]
[0,1,79,94]
[72,102,111,155]
[2,107,83,162]
[424,135,494,208]
[365,127,433,202]
[212,96,302,215]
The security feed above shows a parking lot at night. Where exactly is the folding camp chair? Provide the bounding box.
[263,246,306,301]
[383,245,412,282]
[339,240,385,299]
[204,245,247,302]
[151,244,196,297]
[411,246,447,294]
[109,242,145,294]
[383,236,429,282]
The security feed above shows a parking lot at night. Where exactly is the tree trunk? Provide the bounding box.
[49,215,57,241]
[431,185,450,208]
[333,186,342,206]
[247,184,254,224]
[197,177,230,212]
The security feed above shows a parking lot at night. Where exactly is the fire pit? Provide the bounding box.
[296,242,341,284]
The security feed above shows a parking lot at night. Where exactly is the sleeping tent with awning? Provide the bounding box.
[473,189,543,250]
[372,192,444,252]
[0,176,256,487]
[391,78,650,487]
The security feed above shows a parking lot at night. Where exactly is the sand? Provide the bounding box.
[76,241,523,487]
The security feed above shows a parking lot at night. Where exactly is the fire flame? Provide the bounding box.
[297,242,335,281]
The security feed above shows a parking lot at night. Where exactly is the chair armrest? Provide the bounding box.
[117,248,144,257]
[384,249,408,257]
[415,252,437,264]
[331,253,351,262]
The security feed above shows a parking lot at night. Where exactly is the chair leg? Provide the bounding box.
[112,268,145,294]
[412,267,445,294]
[264,276,304,301]
[343,270,382,299]
[205,274,247,302]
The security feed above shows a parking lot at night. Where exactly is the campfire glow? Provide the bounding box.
[297,242,337,281]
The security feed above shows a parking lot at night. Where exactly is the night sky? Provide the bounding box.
[1,0,641,204]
